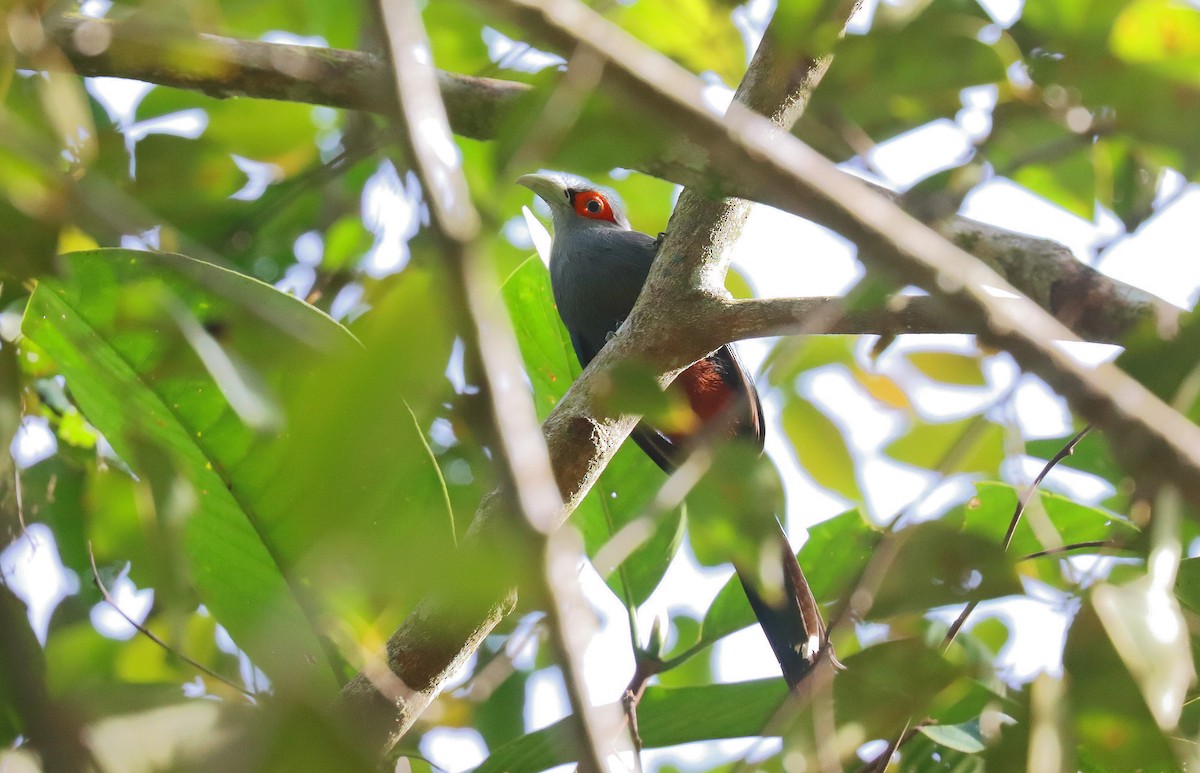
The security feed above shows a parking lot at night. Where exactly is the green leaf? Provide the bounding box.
[22,249,355,694]
[615,0,745,84]
[781,396,861,502]
[868,521,1023,620]
[919,721,986,753]
[907,351,987,387]
[957,482,1139,558]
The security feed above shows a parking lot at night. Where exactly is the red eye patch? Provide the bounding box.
[572,190,617,223]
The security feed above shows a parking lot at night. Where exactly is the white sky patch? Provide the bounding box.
[521,206,552,266]
[258,31,328,48]
[524,666,570,732]
[700,71,735,114]
[80,0,113,17]
[329,282,367,322]
[229,155,283,202]
[731,0,776,61]
[713,624,783,682]
[89,563,155,640]
[1008,374,1074,439]
[481,26,566,73]
[1097,185,1200,308]
[419,727,489,773]
[293,230,323,265]
[440,652,478,693]
[958,84,998,141]
[85,77,153,125]
[576,561,637,704]
[868,119,974,190]
[275,263,317,299]
[0,524,80,643]
[728,205,861,298]
[638,541,738,623]
[215,622,272,694]
[361,161,423,278]
[11,415,57,468]
[978,0,1024,27]
[503,214,535,251]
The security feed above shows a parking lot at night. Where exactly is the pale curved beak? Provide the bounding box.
[516,173,568,207]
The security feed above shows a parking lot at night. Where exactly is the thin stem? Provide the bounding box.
[88,543,255,699]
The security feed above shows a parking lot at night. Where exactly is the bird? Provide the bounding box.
[518,171,830,688]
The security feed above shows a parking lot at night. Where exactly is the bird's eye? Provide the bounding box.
[586,200,601,213]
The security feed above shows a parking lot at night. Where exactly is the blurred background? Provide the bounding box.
[2,0,1199,770]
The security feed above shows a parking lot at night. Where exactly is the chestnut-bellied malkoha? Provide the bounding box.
[518,172,830,687]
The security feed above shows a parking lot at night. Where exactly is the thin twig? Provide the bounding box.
[1004,425,1094,550]
[944,424,1092,648]
[1020,540,1119,561]
[87,542,255,699]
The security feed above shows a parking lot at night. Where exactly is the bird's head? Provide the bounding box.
[517,172,632,233]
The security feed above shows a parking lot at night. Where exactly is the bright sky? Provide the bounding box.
[4,0,1199,771]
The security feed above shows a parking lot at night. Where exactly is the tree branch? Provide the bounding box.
[44,13,528,141]
[39,13,1172,345]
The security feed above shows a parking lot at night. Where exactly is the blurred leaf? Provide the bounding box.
[700,509,880,647]
[800,2,1006,160]
[918,721,985,753]
[476,678,789,773]
[907,351,987,386]
[765,336,857,387]
[885,416,1004,474]
[902,737,983,772]
[615,0,745,84]
[852,365,911,410]
[22,249,354,694]
[1094,573,1194,730]
[1064,600,1179,769]
[830,638,972,742]
[686,443,784,568]
[781,395,861,502]
[957,482,1139,558]
[868,522,1022,620]
[1174,557,1200,614]
[1109,0,1200,83]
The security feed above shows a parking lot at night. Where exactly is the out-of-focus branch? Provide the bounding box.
[39,13,1171,344]
[489,0,1200,505]
[44,13,527,141]
[337,1,625,762]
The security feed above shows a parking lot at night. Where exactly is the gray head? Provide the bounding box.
[516,172,632,236]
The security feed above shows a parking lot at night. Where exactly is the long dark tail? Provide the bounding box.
[735,527,834,689]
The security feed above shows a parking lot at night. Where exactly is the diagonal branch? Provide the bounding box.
[337,1,627,762]
[39,13,1172,345]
